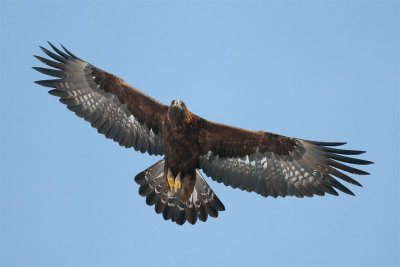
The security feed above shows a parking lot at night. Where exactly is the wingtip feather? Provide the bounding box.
[47,41,70,59]
[33,67,63,78]
[61,43,79,59]
[34,79,59,88]
[309,140,347,146]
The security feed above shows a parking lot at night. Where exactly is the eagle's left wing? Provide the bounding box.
[34,42,167,155]
[197,118,372,197]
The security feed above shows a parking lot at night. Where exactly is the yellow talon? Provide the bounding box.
[173,179,182,192]
[173,172,182,192]
[168,177,175,190]
[167,170,182,192]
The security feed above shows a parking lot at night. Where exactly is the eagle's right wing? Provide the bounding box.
[197,118,372,198]
[34,42,167,155]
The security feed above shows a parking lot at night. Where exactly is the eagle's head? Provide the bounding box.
[168,100,192,124]
[170,100,186,110]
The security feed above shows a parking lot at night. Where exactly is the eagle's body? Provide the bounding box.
[163,101,199,202]
[34,42,372,225]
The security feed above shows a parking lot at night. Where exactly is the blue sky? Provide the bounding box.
[1,1,399,266]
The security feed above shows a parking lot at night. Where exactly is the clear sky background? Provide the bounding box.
[1,1,399,267]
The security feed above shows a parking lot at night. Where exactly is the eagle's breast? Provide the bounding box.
[162,102,200,177]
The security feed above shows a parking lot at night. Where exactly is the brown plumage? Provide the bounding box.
[33,42,373,225]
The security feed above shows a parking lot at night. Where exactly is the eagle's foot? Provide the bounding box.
[167,177,175,190]
[166,169,181,192]
[173,173,181,192]
[167,168,175,190]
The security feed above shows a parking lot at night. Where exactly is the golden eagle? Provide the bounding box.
[34,42,372,225]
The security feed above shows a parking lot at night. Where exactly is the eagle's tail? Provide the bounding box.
[134,159,225,225]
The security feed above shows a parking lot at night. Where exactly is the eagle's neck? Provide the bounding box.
[167,107,194,128]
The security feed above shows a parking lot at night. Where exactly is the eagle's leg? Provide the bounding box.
[173,172,182,192]
[167,168,175,190]
[166,168,182,192]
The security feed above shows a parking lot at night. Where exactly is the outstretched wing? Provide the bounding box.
[198,119,373,197]
[33,42,167,155]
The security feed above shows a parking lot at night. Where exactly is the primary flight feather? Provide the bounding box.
[34,42,373,225]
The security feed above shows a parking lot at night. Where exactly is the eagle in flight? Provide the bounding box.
[34,42,372,225]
